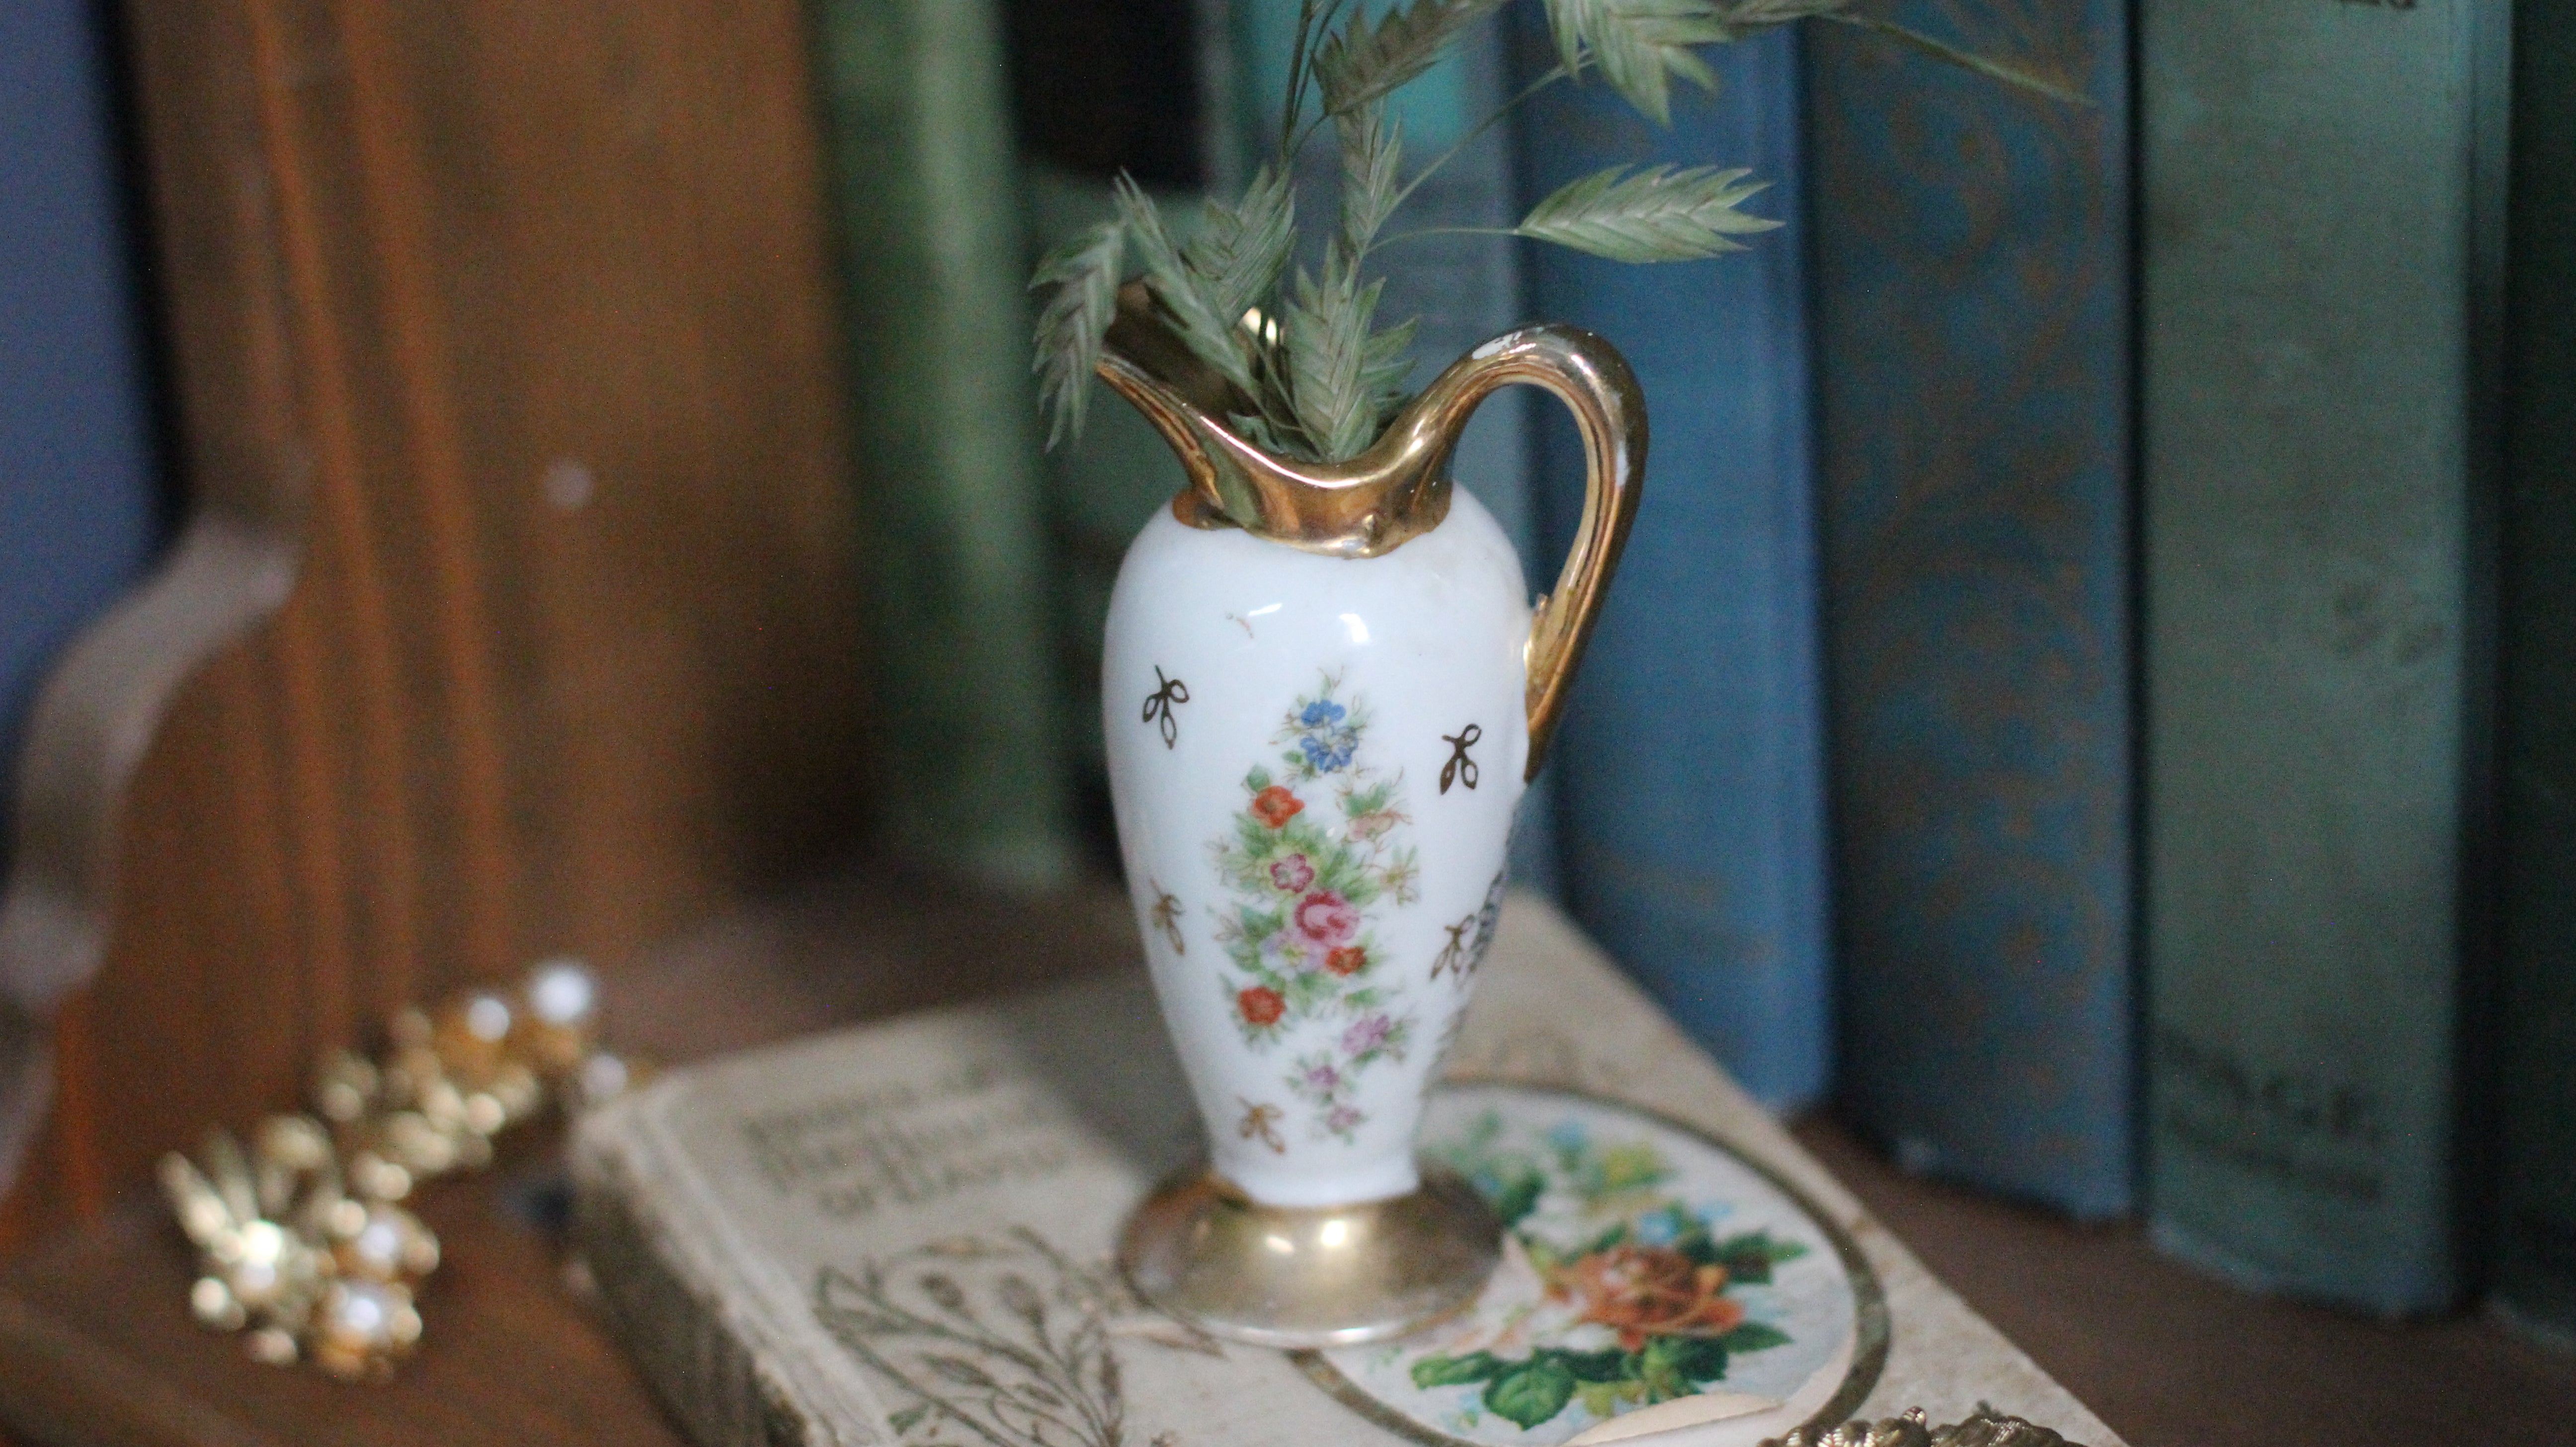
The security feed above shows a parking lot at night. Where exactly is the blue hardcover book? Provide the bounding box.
[1509,6,1830,1108]
[1806,4,2134,1212]
[0,0,162,871]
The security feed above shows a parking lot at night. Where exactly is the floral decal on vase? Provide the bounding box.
[1213,676,1420,1143]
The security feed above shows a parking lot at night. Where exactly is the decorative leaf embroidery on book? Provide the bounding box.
[1212,676,1421,1142]
[813,1229,1191,1447]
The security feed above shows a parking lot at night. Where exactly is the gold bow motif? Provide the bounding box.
[1762,1406,2084,1447]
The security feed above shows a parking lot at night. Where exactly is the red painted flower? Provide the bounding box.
[1269,853,1316,892]
[1237,985,1285,1027]
[1251,786,1304,828]
[1292,890,1359,948]
[1324,946,1367,976]
[1551,1245,1746,1352]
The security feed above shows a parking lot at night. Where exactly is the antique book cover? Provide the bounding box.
[1806,0,2135,1218]
[573,898,2119,1447]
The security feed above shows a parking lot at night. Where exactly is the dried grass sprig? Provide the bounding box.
[1316,0,1510,121]
[1515,162,1782,262]
[1031,0,2087,467]
[1029,221,1125,449]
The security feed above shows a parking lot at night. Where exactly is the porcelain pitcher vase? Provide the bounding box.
[1096,291,1644,1346]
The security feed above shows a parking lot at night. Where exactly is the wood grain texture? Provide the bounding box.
[0,0,870,1238]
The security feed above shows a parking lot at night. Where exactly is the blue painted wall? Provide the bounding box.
[0,0,164,872]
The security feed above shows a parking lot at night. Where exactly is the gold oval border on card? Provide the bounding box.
[1289,1081,1890,1447]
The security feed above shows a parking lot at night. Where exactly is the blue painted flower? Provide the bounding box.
[1633,1206,1685,1246]
[1300,700,1346,728]
[1299,735,1357,772]
[1546,1121,1591,1154]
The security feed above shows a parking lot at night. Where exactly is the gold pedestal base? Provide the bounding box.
[1117,1166,1502,1349]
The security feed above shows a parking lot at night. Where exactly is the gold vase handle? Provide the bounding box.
[1446,326,1646,780]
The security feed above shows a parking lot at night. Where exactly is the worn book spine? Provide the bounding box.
[1231,0,1557,893]
[1513,11,1828,1109]
[810,0,1073,888]
[2493,0,2576,1344]
[1806,2,2133,1207]
[2140,0,2508,1310]
[0,0,161,867]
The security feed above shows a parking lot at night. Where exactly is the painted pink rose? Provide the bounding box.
[1270,854,1316,892]
[1292,890,1359,948]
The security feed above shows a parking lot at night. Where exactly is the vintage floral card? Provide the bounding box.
[1307,1085,1880,1445]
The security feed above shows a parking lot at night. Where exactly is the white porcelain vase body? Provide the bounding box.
[1087,316,1642,1291]
[1104,490,1530,1207]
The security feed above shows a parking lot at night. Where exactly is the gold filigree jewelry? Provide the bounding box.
[1760,1406,2085,1447]
[159,958,642,1380]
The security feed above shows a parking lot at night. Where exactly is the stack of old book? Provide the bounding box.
[572,897,2123,1447]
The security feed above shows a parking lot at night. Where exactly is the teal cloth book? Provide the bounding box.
[1807,4,2132,1208]
[2493,0,2576,1344]
[811,0,1075,889]
[2141,0,2508,1311]
[0,0,162,872]
[1510,6,1828,1109]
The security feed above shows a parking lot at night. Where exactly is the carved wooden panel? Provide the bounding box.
[0,0,870,1242]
